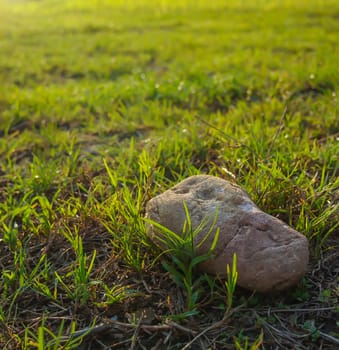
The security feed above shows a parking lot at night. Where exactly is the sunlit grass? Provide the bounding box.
[0,0,338,348]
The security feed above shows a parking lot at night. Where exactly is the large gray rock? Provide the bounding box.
[145,175,309,293]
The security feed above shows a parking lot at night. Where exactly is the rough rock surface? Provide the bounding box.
[145,175,309,293]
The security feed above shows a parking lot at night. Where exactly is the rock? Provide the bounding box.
[145,175,309,293]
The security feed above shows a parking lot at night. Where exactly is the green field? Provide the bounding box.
[0,0,338,348]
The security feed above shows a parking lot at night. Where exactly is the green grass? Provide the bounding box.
[0,0,338,348]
